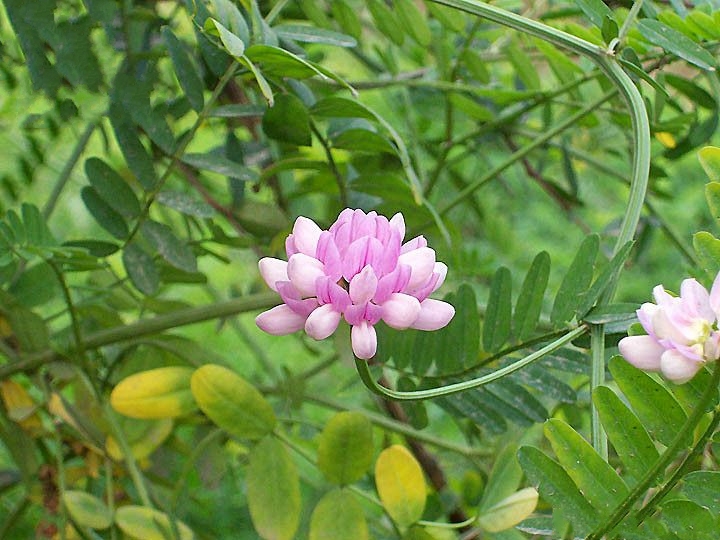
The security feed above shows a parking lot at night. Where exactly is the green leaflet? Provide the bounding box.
[84,158,141,219]
[162,27,205,112]
[262,94,312,146]
[682,470,720,515]
[478,443,523,512]
[81,186,129,240]
[637,19,717,71]
[122,243,160,296]
[661,500,716,540]
[317,412,374,485]
[518,446,599,536]
[514,251,550,341]
[593,386,659,484]
[247,436,301,540]
[544,419,628,515]
[309,488,369,540]
[483,266,512,353]
[141,220,197,273]
[551,234,599,325]
[609,356,689,448]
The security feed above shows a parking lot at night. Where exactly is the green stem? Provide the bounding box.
[43,119,99,219]
[614,0,645,52]
[305,394,489,457]
[590,325,608,460]
[587,363,720,539]
[310,120,347,207]
[0,292,279,379]
[355,326,587,401]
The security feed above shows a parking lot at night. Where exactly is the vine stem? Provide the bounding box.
[427,0,651,458]
[354,326,587,401]
[587,363,720,539]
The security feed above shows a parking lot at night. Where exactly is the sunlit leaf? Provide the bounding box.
[682,471,720,515]
[699,147,720,182]
[274,24,357,47]
[661,500,716,540]
[375,445,426,528]
[191,364,276,440]
[477,487,538,533]
[110,367,196,419]
[637,19,717,71]
[115,506,194,540]
[63,490,113,530]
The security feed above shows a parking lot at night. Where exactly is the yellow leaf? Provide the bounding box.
[0,380,42,431]
[115,505,194,540]
[106,418,173,462]
[375,445,426,528]
[655,132,676,148]
[110,367,196,419]
[476,487,538,533]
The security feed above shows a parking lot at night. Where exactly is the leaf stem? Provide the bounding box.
[587,363,720,539]
[355,326,587,401]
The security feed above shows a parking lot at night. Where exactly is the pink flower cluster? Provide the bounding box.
[255,209,455,359]
[618,276,720,383]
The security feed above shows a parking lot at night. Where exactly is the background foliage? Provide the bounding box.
[1,0,720,538]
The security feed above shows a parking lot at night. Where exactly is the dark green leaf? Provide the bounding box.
[514,251,550,341]
[508,363,577,403]
[661,500,716,540]
[332,129,397,154]
[53,16,103,91]
[162,27,205,112]
[156,191,214,218]
[84,158,141,218]
[182,152,258,182]
[1,293,50,351]
[664,74,717,109]
[7,263,57,307]
[122,243,159,295]
[274,24,357,47]
[311,97,377,121]
[81,186,129,240]
[395,0,431,46]
[593,386,659,483]
[609,356,689,447]
[63,240,119,257]
[682,471,720,515]
[367,0,404,46]
[576,241,634,318]
[483,266,512,352]
[518,446,599,536]
[209,104,265,118]
[439,284,480,370]
[479,444,522,512]
[330,0,362,40]
[436,392,507,435]
[637,19,717,71]
[601,15,619,44]
[240,55,274,106]
[109,103,158,190]
[551,234,599,325]
[427,2,466,33]
[141,220,197,273]
[506,37,541,90]
[21,203,54,246]
[262,94,312,146]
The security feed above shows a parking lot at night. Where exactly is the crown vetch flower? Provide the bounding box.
[255,209,455,359]
[618,275,720,383]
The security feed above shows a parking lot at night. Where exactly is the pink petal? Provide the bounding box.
[349,266,378,305]
[389,212,406,239]
[432,262,448,292]
[305,304,342,340]
[636,303,659,337]
[381,293,421,329]
[258,258,288,292]
[652,285,675,308]
[374,265,411,304]
[680,278,713,320]
[411,298,455,331]
[652,309,691,346]
[351,321,377,359]
[316,232,342,281]
[398,247,436,291]
[401,235,427,254]
[292,216,323,256]
[256,305,306,335]
[660,349,703,384]
[711,272,720,318]
[287,253,325,297]
[617,335,664,371]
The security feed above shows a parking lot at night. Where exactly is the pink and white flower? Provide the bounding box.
[618,275,720,383]
[255,209,455,359]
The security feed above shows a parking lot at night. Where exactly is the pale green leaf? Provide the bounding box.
[115,506,194,540]
[63,490,112,530]
[317,411,374,485]
[638,19,717,71]
[309,488,369,540]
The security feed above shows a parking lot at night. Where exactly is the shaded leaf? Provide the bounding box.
[247,436,301,540]
[122,243,159,295]
[262,93,312,146]
[309,488,369,540]
[274,24,357,47]
[63,491,112,530]
[162,27,205,111]
[141,220,197,273]
[576,241,634,318]
[156,191,215,218]
[317,411,374,485]
[551,234,599,325]
[576,0,616,28]
[514,251,550,341]
[84,158,141,218]
[682,471,720,515]
[661,500,716,540]
[395,0,431,46]
[483,266,512,352]
[81,186,129,240]
[109,103,158,190]
[479,443,523,512]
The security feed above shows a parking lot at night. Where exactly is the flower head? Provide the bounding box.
[255,209,455,359]
[618,275,720,383]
